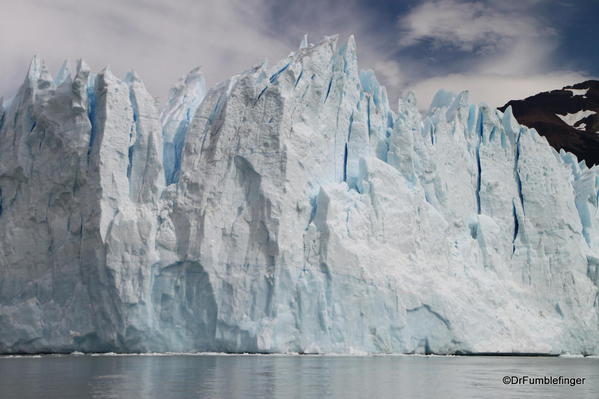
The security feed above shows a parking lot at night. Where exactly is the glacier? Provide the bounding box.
[0,35,598,355]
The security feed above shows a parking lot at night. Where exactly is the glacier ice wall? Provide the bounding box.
[161,67,206,185]
[0,37,598,354]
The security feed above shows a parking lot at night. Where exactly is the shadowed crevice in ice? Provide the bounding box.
[161,68,206,185]
[512,201,519,255]
[86,76,97,162]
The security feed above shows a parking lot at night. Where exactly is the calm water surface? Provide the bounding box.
[0,354,597,398]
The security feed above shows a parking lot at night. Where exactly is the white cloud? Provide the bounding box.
[397,0,548,52]
[0,0,592,113]
[255,0,405,95]
[372,60,405,89]
[396,0,594,109]
[405,71,592,110]
[0,0,405,105]
[0,0,291,100]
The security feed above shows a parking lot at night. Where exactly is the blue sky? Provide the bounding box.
[1,0,597,108]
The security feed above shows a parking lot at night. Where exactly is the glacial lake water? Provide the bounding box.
[0,354,597,398]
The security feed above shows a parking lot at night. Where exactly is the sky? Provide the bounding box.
[1,0,598,109]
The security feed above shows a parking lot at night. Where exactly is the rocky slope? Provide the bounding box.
[500,80,599,166]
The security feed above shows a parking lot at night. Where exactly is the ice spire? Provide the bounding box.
[161,66,207,184]
[299,34,309,49]
[27,55,42,82]
[54,60,72,86]
[26,55,53,90]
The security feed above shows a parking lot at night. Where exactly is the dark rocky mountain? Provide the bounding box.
[499,80,599,166]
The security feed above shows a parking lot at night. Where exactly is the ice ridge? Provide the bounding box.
[0,36,598,355]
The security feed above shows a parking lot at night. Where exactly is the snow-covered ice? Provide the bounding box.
[556,109,596,128]
[565,88,589,97]
[0,37,598,355]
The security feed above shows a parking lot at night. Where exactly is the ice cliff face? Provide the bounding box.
[1,36,598,354]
